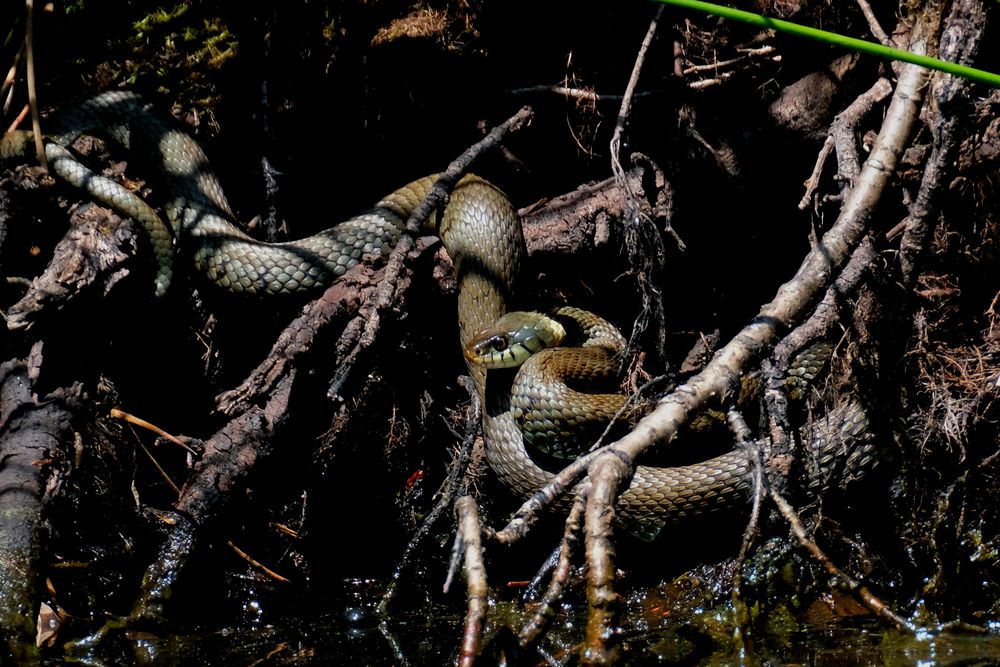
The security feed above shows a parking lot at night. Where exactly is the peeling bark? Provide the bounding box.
[899,0,987,286]
[6,205,139,331]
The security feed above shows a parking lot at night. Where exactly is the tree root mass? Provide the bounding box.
[1,1,999,664]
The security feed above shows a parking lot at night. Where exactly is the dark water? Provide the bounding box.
[78,613,463,666]
[55,579,1000,666]
[57,578,464,666]
[630,619,1000,667]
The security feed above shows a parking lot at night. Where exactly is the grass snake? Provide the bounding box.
[0,92,876,540]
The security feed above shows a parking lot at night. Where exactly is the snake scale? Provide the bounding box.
[1,92,875,540]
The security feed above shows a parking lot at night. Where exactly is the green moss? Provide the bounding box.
[132,4,189,38]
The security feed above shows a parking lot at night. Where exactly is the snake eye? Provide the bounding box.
[489,335,509,352]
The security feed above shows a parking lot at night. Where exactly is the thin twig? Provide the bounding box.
[226,540,290,583]
[609,6,683,252]
[682,44,776,73]
[256,17,282,242]
[855,0,892,47]
[519,480,590,648]
[590,373,671,453]
[610,4,663,195]
[770,485,916,632]
[799,135,835,210]
[687,72,735,89]
[609,5,674,438]
[24,0,45,170]
[137,441,181,496]
[730,407,765,649]
[378,376,481,616]
[111,407,199,456]
[3,103,29,137]
[506,85,651,103]
[1,41,25,113]
[523,546,562,600]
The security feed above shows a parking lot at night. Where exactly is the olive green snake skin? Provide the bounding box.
[1,92,875,540]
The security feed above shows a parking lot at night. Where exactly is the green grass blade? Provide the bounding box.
[653,0,1000,87]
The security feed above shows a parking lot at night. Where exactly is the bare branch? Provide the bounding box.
[24,0,46,170]
[581,455,626,666]
[770,485,915,632]
[899,0,987,286]
[518,480,589,648]
[799,135,835,210]
[607,51,929,478]
[328,106,534,400]
[610,5,664,210]
[855,0,892,47]
[829,77,893,191]
[494,39,930,546]
[453,496,488,667]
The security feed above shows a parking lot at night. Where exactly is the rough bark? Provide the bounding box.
[0,359,75,664]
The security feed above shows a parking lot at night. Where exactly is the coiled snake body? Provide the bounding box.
[1,92,874,540]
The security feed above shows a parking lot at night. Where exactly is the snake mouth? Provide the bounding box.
[464,339,528,370]
[465,311,570,370]
[463,344,483,365]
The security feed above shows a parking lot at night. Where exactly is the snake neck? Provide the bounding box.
[435,176,526,360]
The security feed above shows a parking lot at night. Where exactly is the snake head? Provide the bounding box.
[464,311,566,369]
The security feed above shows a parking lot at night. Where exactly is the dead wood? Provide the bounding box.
[5,204,139,331]
[219,162,652,417]
[0,1,997,663]
[327,106,534,403]
[518,481,588,649]
[829,76,893,188]
[490,22,931,653]
[134,106,534,623]
[521,165,654,261]
[450,495,487,667]
[215,262,407,416]
[797,74,893,210]
[899,0,987,287]
[585,28,929,523]
[769,484,914,631]
[0,112,655,639]
[0,358,76,663]
[130,372,293,622]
